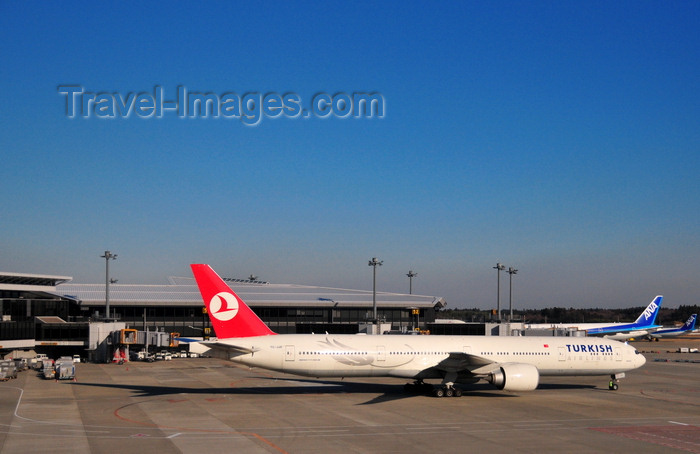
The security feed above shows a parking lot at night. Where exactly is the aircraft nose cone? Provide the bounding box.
[636,352,647,367]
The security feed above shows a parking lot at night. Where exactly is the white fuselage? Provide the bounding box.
[526,322,625,330]
[648,329,690,339]
[214,334,645,381]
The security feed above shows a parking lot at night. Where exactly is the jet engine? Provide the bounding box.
[488,363,539,392]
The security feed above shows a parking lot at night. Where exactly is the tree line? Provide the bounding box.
[437,305,699,325]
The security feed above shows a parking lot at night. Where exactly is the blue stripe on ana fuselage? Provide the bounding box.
[586,322,656,334]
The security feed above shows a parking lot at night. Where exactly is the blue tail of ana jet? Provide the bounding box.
[587,295,663,336]
[631,295,663,327]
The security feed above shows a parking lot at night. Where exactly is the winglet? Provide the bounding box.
[190,264,276,339]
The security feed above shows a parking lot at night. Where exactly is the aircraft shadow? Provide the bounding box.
[72,376,542,405]
[73,378,419,405]
[536,383,598,390]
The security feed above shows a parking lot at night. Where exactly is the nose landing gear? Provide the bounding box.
[608,372,625,390]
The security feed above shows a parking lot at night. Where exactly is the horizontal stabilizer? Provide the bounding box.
[200,341,259,355]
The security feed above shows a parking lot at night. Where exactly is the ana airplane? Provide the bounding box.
[526,296,663,341]
[190,264,646,397]
[644,314,697,341]
[586,296,663,341]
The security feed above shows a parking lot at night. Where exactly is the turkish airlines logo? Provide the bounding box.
[209,292,239,321]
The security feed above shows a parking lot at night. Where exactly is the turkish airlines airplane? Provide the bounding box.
[191,264,646,396]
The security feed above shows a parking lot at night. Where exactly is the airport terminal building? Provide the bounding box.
[0,271,446,360]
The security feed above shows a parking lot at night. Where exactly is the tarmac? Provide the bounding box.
[1,336,699,454]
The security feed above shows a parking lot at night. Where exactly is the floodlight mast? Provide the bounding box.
[406,270,417,294]
[368,257,383,326]
[508,267,518,321]
[493,262,506,321]
[101,251,117,320]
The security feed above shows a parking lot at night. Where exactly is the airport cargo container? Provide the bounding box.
[13,358,28,371]
[0,360,18,380]
[42,359,55,379]
[55,358,75,380]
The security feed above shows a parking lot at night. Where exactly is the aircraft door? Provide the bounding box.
[377,346,385,361]
[285,345,295,362]
[614,347,622,362]
[558,347,566,361]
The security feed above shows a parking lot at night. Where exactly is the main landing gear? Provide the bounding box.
[431,372,462,397]
[432,383,462,398]
[403,380,463,397]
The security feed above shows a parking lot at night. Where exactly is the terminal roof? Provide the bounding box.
[58,276,446,309]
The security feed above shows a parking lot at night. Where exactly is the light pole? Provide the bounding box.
[368,257,383,326]
[101,250,117,320]
[493,262,505,321]
[508,267,518,321]
[319,298,338,323]
[406,270,417,294]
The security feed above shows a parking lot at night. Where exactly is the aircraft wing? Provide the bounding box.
[423,351,541,392]
[408,352,500,384]
[602,330,650,341]
[432,352,500,375]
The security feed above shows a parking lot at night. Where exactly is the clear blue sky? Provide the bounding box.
[1,2,698,310]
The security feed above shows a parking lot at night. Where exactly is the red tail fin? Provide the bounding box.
[190,264,276,338]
